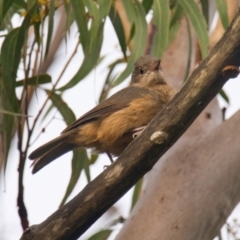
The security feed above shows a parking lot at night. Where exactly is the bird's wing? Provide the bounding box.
[61,86,149,134]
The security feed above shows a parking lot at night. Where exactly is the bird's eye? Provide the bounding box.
[139,68,144,74]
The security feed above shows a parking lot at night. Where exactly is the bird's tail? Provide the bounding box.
[29,133,77,174]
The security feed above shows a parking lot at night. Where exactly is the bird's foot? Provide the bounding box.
[132,126,146,139]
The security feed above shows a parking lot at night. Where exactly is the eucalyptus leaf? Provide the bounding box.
[88,229,112,240]
[109,7,127,59]
[215,0,229,30]
[152,0,170,57]
[131,178,143,210]
[16,74,51,87]
[179,0,209,58]
[113,0,147,86]
[59,148,89,207]
[45,0,55,58]
[58,23,104,91]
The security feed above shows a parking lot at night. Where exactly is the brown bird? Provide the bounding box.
[29,55,175,173]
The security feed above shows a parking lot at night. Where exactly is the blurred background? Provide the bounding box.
[0,0,240,239]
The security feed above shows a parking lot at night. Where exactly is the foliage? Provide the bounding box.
[0,0,230,237]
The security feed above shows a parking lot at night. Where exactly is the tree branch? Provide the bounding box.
[20,9,240,240]
[116,108,240,240]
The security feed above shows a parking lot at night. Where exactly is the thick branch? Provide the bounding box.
[21,9,240,240]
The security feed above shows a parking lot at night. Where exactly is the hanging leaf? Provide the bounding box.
[152,0,170,57]
[58,23,104,91]
[46,90,91,206]
[219,89,229,104]
[130,178,143,210]
[109,7,127,59]
[142,0,154,14]
[45,0,55,58]
[0,3,37,169]
[88,229,112,240]
[71,0,89,53]
[179,0,209,58]
[45,90,75,124]
[200,0,209,24]
[16,74,52,87]
[113,0,147,86]
[215,0,229,30]
[0,0,14,26]
[59,148,89,207]
[99,0,112,20]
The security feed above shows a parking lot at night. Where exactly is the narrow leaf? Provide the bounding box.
[152,0,170,57]
[131,178,143,210]
[99,0,112,19]
[82,0,100,50]
[45,90,75,124]
[113,0,147,86]
[88,229,112,240]
[200,0,209,24]
[219,89,229,104]
[215,0,229,30]
[142,0,154,14]
[46,91,91,205]
[45,0,55,58]
[59,148,89,207]
[58,23,104,91]
[16,74,51,87]
[71,0,89,53]
[0,0,14,26]
[109,7,127,59]
[179,0,209,58]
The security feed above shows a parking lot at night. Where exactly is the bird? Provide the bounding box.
[29,55,176,174]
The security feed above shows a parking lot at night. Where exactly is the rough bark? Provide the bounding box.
[116,108,240,240]
[116,2,239,240]
[20,9,240,240]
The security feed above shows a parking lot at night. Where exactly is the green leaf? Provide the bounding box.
[59,148,89,207]
[168,3,182,47]
[0,3,37,169]
[83,153,91,182]
[142,0,154,14]
[58,23,104,91]
[41,103,55,123]
[183,17,192,82]
[0,0,14,26]
[71,0,89,53]
[179,0,209,58]
[215,0,229,30]
[45,0,55,58]
[99,58,125,102]
[151,0,170,57]
[16,74,51,87]
[46,91,91,205]
[82,0,100,50]
[88,229,112,240]
[131,178,143,210]
[109,7,127,59]
[0,109,29,117]
[99,0,112,19]
[45,90,75,124]
[200,0,209,24]
[113,0,147,86]
[219,89,229,104]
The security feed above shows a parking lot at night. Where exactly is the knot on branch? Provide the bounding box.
[222,65,240,79]
[150,131,168,145]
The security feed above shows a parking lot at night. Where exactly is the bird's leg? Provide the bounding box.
[106,151,114,163]
[132,126,146,139]
[103,152,114,170]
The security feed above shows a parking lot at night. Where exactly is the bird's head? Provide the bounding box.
[131,55,166,88]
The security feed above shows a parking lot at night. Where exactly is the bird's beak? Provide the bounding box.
[150,59,161,72]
